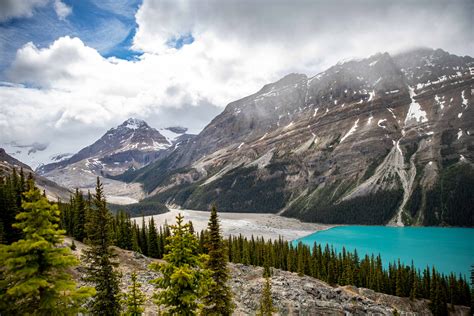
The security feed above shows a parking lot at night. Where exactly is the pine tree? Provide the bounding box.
[0,182,94,314]
[257,276,276,316]
[82,178,122,315]
[202,206,234,315]
[150,213,212,315]
[122,272,146,316]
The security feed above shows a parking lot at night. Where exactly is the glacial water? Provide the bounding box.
[294,226,474,277]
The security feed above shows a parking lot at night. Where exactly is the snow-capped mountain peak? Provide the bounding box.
[37,119,187,177]
[121,118,148,130]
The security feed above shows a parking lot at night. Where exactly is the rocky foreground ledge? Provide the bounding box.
[65,238,470,315]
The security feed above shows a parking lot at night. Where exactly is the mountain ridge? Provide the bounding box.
[0,148,71,201]
[37,118,195,205]
[113,48,473,226]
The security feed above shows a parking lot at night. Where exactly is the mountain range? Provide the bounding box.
[9,47,473,226]
[113,48,473,226]
[36,118,194,205]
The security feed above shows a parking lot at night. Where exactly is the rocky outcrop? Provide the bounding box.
[65,238,471,315]
[120,48,473,226]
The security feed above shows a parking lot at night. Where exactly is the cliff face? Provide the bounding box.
[122,48,474,226]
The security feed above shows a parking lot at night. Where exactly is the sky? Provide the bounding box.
[0,0,472,168]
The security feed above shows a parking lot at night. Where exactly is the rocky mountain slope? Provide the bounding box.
[118,48,473,226]
[38,118,194,204]
[65,237,470,315]
[0,148,71,201]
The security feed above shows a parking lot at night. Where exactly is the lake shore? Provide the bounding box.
[133,208,334,241]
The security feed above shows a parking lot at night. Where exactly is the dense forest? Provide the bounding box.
[58,178,473,314]
[0,170,473,315]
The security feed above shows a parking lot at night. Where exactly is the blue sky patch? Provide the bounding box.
[0,0,142,78]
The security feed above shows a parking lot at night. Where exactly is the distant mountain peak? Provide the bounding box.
[120,118,149,130]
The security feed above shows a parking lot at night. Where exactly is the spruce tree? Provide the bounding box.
[0,182,94,314]
[148,217,160,258]
[140,217,148,256]
[202,206,234,315]
[257,276,275,316]
[122,272,146,316]
[82,178,121,315]
[72,188,87,241]
[150,213,212,315]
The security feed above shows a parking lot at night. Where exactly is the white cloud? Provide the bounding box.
[0,0,48,22]
[0,0,472,166]
[53,0,72,20]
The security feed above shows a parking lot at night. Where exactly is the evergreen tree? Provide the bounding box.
[148,217,160,258]
[72,188,87,241]
[0,182,94,315]
[140,217,148,256]
[150,213,212,315]
[202,206,234,315]
[82,178,122,315]
[257,276,275,316]
[122,272,146,316]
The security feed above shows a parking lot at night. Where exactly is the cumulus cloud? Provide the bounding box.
[0,0,472,166]
[0,0,48,22]
[53,0,72,20]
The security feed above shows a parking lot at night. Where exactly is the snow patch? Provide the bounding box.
[377,119,387,129]
[387,108,397,119]
[458,113,463,118]
[368,90,375,102]
[461,90,468,108]
[159,127,185,145]
[405,87,428,125]
[340,119,359,143]
[124,118,144,130]
[367,115,373,126]
[237,142,245,149]
[434,95,445,110]
[457,129,463,140]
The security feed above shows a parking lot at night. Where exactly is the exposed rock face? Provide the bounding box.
[37,119,195,204]
[65,238,470,315]
[122,48,473,225]
[0,148,71,201]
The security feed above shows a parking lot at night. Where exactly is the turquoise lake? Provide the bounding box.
[294,226,474,277]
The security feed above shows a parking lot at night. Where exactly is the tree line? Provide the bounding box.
[57,180,471,314]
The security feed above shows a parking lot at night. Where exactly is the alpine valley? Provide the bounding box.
[103,48,473,227]
[36,119,195,205]
[31,48,474,227]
